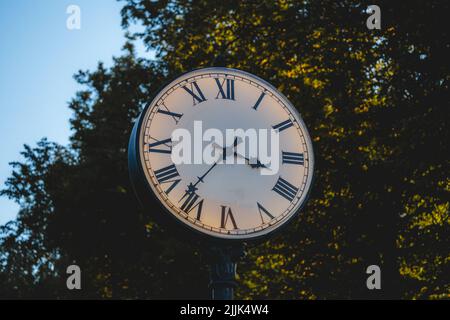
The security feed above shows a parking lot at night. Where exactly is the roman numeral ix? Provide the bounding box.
[147,137,172,154]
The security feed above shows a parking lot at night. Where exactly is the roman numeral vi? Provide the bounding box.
[220,205,238,229]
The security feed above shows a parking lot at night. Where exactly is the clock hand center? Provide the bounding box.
[233,151,268,169]
[213,137,267,169]
[180,136,257,204]
[212,137,242,151]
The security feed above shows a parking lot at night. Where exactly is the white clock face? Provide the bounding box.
[137,68,314,240]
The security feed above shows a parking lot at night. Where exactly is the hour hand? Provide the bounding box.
[234,152,268,169]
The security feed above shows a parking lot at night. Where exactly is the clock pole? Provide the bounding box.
[208,244,245,300]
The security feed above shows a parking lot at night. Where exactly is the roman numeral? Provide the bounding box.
[154,164,181,194]
[252,92,266,110]
[157,103,183,124]
[272,177,299,202]
[215,78,235,100]
[257,202,275,223]
[272,119,293,132]
[154,164,179,182]
[220,205,238,230]
[147,137,172,154]
[282,151,304,165]
[180,192,204,220]
[182,81,207,105]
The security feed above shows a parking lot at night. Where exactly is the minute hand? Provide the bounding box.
[178,158,221,205]
[194,161,218,185]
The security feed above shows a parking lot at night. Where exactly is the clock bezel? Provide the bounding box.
[128,67,315,243]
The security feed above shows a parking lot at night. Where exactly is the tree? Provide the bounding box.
[1,1,448,299]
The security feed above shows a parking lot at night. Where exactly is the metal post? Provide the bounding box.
[208,244,245,300]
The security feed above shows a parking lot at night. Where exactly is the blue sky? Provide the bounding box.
[0,0,152,225]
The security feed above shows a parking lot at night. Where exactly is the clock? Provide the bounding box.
[128,67,314,241]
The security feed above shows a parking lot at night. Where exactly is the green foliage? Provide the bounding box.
[1,1,448,299]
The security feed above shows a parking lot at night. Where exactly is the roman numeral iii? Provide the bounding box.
[282,151,304,165]
[182,81,207,105]
[272,177,299,202]
[215,78,235,100]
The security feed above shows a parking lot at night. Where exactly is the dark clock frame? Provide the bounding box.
[128,67,315,245]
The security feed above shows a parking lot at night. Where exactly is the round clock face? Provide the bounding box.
[132,67,314,240]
